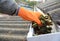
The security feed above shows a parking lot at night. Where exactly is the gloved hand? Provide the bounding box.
[18,7,42,26]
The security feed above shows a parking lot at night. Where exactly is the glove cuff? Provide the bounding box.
[13,7,20,16]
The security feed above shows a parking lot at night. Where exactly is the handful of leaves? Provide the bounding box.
[32,14,52,35]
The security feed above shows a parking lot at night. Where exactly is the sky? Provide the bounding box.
[26,0,46,3]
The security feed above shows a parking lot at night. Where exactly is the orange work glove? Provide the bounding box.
[18,7,42,26]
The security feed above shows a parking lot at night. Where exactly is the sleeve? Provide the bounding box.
[0,0,19,15]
